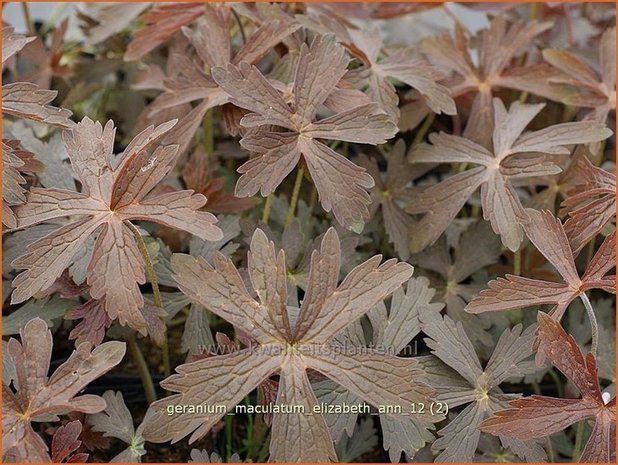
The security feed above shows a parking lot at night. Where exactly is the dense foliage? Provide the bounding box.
[1,2,616,463]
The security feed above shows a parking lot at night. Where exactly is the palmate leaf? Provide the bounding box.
[419,310,544,462]
[317,277,443,462]
[408,98,612,251]
[560,156,616,253]
[543,26,616,154]
[212,34,398,231]
[410,220,504,349]
[481,313,616,463]
[123,3,206,61]
[152,216,241,354]
[296,11,455,120]
[10,117,223,336]
[141,228,441,461]
[144,3,299,155]
[358,140,432,260]
[2,27,72,129]
[88,391,147,462]
[2,318,125,462]
[466,209,616,324]
[421,16,562,147]
[350,29,455,119]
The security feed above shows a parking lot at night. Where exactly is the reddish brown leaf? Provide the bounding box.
[145,4,299,155]
[561,156,616,252]
[421,17,562,146]
[409,99,611,251]
[141,228,436,461]
[124,3,206,61]
[10,117,222,335]
[420,310,539,461]
[466,210,616,324]
[543,27,615,154]
[51,420,88,463]
[65,298,113,347]
[213,35,397,230]
[3,82,73,128]
[3,318,125,462]
[480,313,615,463]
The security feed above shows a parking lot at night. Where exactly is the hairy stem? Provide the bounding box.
[579,292,598,358]
[261,194,273,224]
[285,166,304,226]
[21,3,35,35]
[126,222,171,378]
[128,334,157,404]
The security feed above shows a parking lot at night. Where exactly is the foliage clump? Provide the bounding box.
[1,3,615,463]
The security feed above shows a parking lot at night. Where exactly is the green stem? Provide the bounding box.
[257,431,271,462]
[21,3,35,36]
[126,222,171,378]
[244,396,254,454]
[261,194,273,224]
[202,109,214,156]
[412,113,435,146]
[572,420,585,462]
[547,369,564,399]
[513,248,522,276]
[308,185,317,212]
[530,2,540,20]
[225,414,233,461]
[232,9,246,44]
[546,437,555,462]
[128,335,157,404]
[579,292,598,358]
[531,381,542,395]
[285,166,304,226]
[470,204,481,218]
[517,91,529,104]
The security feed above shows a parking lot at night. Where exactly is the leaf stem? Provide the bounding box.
[579,292,598,358]
[547,369,564,399]
[285,166,304,226]
[257,431,271,462]
[546,437,555,462]
[572,420,585,462]
[225,413,233,461]
[203,109,214,156]
[232,9,246,44]
[412,113,435,146]
[308,185,317,212]
[513,249,522,276]
[128,334,157,404]
[261,194,273,224]
[126,222,171,378]
[21,3,35,36]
